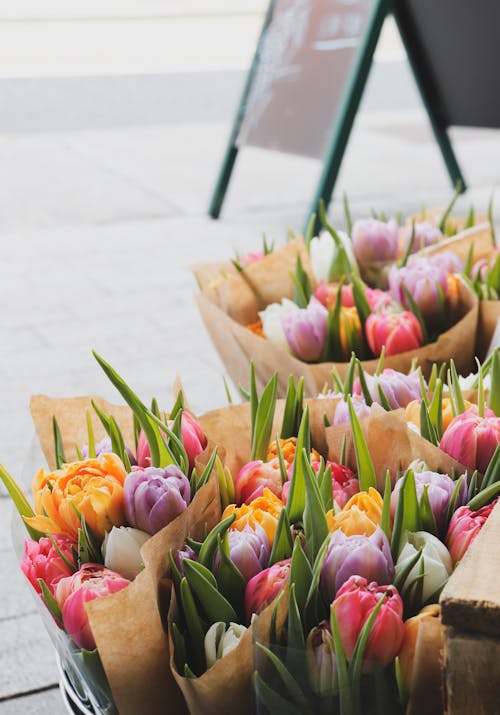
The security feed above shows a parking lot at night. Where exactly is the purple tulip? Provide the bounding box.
[124,465,191,535]
[353,368,423,410]
[281,297,328,362]
[320,528,394,604]
[430,250,463,274]
[391,470,467,533]
[216,524,270,582]
[352,218,399,264]
[80,436,112,459]
[306,622,338,694]
[388,257,449,323]
[173,544,196,577]
[333,394,371,426]
[403,221,442,254]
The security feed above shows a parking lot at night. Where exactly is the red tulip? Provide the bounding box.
[445,499,499,564]
[234,458,282,505]
[439,408,500,473]
[21,535,77,597]
[331,575,404,666]
[244,558,291,623]
[365,311,423,357]
[55,564,130,650]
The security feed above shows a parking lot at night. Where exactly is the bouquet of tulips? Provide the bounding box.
[194,201,479,397]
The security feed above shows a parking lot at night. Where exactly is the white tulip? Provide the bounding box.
[396,531,453,603]
[258,298,298,347]
[310,230,356,283]
[204,622,247,668]
[101,526,150,580]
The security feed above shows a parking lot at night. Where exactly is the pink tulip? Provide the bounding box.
[281,461,359,508]
[402,221,442,254]
[281,297,328,362]
[136,412,207,471]
[245,558,291,623]
[439,408,500,473]
[352,218,399,264]
[365,311,423,357]
[234,458,282,505]
[239,251,264,267]
[332,575,404,666]
[21,535,77,597]
[388,257,449,324]
[56,564,130,650]
[445,499,499,564]
[365,287,392,312]
[314,282,355,309]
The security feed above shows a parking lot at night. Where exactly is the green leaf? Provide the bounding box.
[286,584,305,651]
[428,363,438,393]
[108,416,131,472]
[463,241,475,278]
[350,594,387,712]
[401,285,428,344]
[343,353,357,399]
[377,384,392,412]
[171,622,187,674]
[286,407,311,523]
[182,559,237,623]
[438,181,462,233]
[198,513,235,569]
[476,440,500,491]
[395,656,406,706]
[85,410,96,459]
[391,470,421,558]
[343,191,353,235]
[91,400,111,435]
[169,391,184,422]
[319,199,357,281]
[467,470,479,502]
[393,546,423,592]
[445,475,467,526]
[269,508,294,566]
[256,643,307,704]
[381,470,392,540]
[251,373,278,462]
[38,578,63,624]
[375,347,386,376]
[253,671,302,715]
[419,485,438,536]
[347,396,376,491]
[399,221,416,267]
[488,349,500,417]
[302,452,329,562]
[304,535,330,624]
[448,360,466,414]
[330,605,353,715]
[351,275,371,327]
[179,577,206,674]
[465,205,475,229]
[305,212,317,251]
[356,359,373,405]
[468,481,500,510]
[192,447,218,495]
[0,464,42,541]
[216,533,246,616]
[419,401,439,446]
[280,376,303,439]
[488,191,496,247]
[52,416,66,469]
[292,254,313,308]
[427,378,444,440]
[290,535,313,614]
[77,514,103,566]
[319,464,334,512]
[322,280,343,362]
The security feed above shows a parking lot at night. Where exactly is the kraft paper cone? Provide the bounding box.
[406,618,445,715]
[30,394,134,470]
[476,300,500,361]
[197,278,478,398]
[324,404,467,489]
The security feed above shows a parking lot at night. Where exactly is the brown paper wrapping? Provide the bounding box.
[476,300,500,361]
[419,222,493,264]
[195,240,479,397]
[324,404,466,489]
[406,617,445,715]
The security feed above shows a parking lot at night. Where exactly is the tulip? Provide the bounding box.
[306,622,338,695]
[339,307,363,360]
[405,396,474,433]
[55,564,130,650]
[365,287,393,312]
[445,499,499,564]
[395,531,453,603]
[320,527,394,603]
[353,368,423,410]
[352,218,399,265]
[314,281,355,309]
[172,544,196,577]
[25,454,127,541]
[239,250,264,267]
[333,394,372,426]
[388,258,449,324]
[222,488,283,546]
[397,604,441,693]
[281,460,359,508]
[234,459,282,505]
[327,488,383,537]
[440,407,500,473]
[266,437,320,467]
[80,436,112,460]
[281,297,328,362]
[365,311,424,357]
[402,221,442,254]
[215,524,270,582]
[258,299,299,348]
[332,575,404,665]
[431,250,464,274]
[136,412,207,472]
[391,470,466,533]
[21,535,77,597]
[101,526,150,580]
[310,230,356,283]
[245,558,291,622]
[205,622,247,668]
[124,465,191,535]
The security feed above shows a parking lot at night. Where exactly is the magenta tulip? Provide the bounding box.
[245,558,291,623]
[365,311,423,357]
[445,499,499,564]
[440,408,500,473]
[21,535,77,597]
[124,465,191,535]
[281,297,328,362]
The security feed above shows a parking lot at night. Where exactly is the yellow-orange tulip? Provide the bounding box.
[340,307,362,360]
[222,488,283,546]
[25,454,127,541]
[405,397,473,433]
[326,487,383,536]
[266,437,320,466]
[397,604,441,693]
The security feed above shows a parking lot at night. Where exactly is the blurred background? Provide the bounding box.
[0,2,499,712]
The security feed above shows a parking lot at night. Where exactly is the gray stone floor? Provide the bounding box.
[0,7,500,715]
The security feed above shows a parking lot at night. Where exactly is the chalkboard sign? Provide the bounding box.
[237,0,373,159]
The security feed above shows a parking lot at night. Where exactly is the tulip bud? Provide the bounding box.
[136,412,207,472]
[172,544,196,577]
[101,526,150,580]
[365,311,423,357]
[353,368,423,410]
[205,622,247,668]
[234,459,282,505]
[332,575,404,666]
[310,230,356,283]
[80,436,113,460]
[215,524,270,582]
[445,499,498,564]
[395,531,453,604]
[333,394,372,426]
[306,622,338,695]
[281,297,328,362]
[124,465,191,535]
[327,488,383,536]
[329,462,360,508]
[402,221,442,254]
[258,299,299,347]
[388,258,449,324]
[320,527,394,603]
[245,558,291,622]
[439,408,500,473]
[222,488,283,547]
[314,281,354,309]
[352,218,399,264]
[21,535,77,597]
[55,564,130,650]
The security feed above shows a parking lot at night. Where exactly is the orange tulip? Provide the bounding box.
[266,437,320,466]
[405,397,473,433]
[398,604,441,692]
[326,487,383,536]
[25,454,127,541]
[339,307,362,360]
[222,488,283,546]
